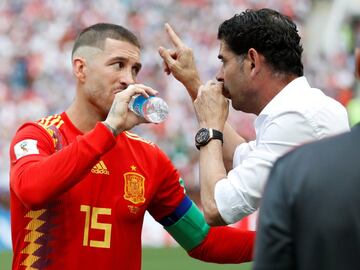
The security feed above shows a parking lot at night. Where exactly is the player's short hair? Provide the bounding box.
[218,8,304,76]
[72,23,141,59]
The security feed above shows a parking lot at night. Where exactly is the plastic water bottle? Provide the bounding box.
[128,95,169,123]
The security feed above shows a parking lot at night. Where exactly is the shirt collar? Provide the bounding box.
[259,76,310,116]
[254,76,309,129]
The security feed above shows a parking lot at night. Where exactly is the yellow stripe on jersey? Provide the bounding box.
[48,115,61,127]
[24,231,43,242]
[56,119,64,129]
[37,114,64,129]
[36,115,64,150]
[38,114,56,125]
[21,209,48,269]
[40,114,57,127]
[21,243,41,255]
[124,131,154,146]
[21,254,40,268]
[25,209,46,230]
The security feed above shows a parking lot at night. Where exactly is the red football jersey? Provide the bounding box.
[10,112,185,270]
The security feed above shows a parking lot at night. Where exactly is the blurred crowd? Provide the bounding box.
[0,0,359,208]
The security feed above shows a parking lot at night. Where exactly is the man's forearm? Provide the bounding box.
[199,139,227,226]
[223,122,246,172]
[189,227,255,263]
[184,76,202,101]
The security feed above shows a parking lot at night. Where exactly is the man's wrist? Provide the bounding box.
[185,76,202,100]
[102,121,118,137]
[195,128,223,150]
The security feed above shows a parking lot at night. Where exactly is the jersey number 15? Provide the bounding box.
[80,205,112,248]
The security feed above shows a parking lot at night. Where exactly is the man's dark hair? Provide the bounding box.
[72,23,140,58]
[218,8,303,76]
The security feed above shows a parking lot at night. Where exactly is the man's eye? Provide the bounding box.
[113,62,124,69]
[132,67,140,75]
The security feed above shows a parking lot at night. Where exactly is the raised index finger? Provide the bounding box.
[165,23,185,48]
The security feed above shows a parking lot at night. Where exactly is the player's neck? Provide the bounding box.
[256,73,299,114]
[66,98,104,134]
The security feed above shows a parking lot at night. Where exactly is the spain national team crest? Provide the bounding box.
[123,171,146,204]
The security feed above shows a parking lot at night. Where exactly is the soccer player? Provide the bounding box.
[9,23,254,270]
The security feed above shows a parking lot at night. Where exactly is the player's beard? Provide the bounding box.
[89,92,113,121]
[222,84,231,99]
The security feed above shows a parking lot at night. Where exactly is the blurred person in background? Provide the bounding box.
[253,45,360,270]
[9,23,255,270]
[158,8,350,226]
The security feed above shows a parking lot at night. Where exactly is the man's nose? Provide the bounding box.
[216,66,224,82]
[120,70,135,87]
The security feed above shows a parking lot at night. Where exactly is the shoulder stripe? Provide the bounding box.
[37,114,64,129]
[48,115,61,127]
[35,115,65,150]
[56,119,64,129]
[124,131,137,136]
[124,131,142,139]
[38,114,57,127]
[124,131,154,145]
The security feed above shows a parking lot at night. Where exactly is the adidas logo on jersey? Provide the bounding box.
[91,161,109,175]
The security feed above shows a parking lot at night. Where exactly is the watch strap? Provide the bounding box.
[195,128,223,150]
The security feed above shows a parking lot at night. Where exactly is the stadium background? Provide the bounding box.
[0,0,359,269]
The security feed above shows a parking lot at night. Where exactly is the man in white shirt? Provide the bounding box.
[158,8,349,226]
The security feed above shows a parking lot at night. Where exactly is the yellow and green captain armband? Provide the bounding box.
[159,196,210,251]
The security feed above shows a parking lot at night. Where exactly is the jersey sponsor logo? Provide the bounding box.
[91,160,110,175]
[123,167,146,204]
[14,139,39,160]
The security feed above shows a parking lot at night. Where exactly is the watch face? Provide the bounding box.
[195,128,210,144]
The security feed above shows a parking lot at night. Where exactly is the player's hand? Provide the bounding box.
[104,84,158,135]
[194,80,229,131]
[158,23,202,100]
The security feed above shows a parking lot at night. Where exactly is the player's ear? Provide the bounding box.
[355,48,360,79]
[247,48,261,77]
[73,57,87,83]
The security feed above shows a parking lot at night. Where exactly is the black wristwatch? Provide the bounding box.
[195,128,223,150]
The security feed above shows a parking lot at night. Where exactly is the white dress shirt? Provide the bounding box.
[214,76,350,224]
